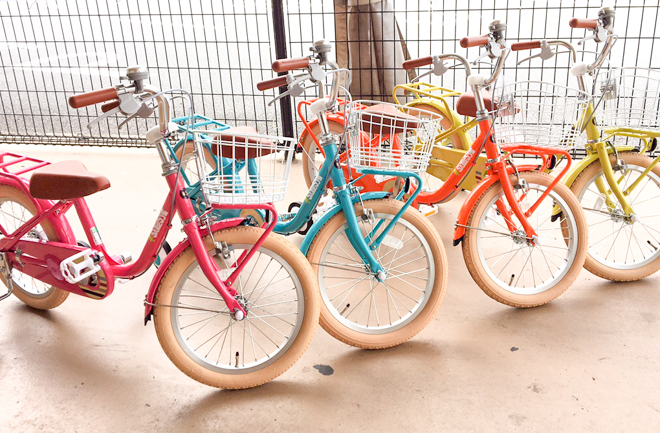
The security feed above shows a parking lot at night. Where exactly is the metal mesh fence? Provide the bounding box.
[0,0,658,148]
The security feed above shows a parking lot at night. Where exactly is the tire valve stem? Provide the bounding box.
[340,303,351,316]
[648,240,658,251]
[235,351,240,368]
[508,274,515,286]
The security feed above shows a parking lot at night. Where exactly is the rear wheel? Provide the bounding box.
[0,185,69,309]
[462,172,588,307]
[153,226,319,389]
[307,199,447,349]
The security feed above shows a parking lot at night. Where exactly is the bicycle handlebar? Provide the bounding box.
[68,87,119,109]
[256,76,288,91]
[510,40,542,51]
[460,35,490,48]
[569,18,598,29]
[272,57,310,73]
[402,56,433,70]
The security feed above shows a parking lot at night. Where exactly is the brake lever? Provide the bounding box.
[117,102,154,129]
[267,72,311,106]
[412,56,449,83]
[86,106,121,130]
[516,41,556,65]
[578,27,611,45]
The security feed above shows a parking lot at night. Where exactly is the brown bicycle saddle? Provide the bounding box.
[211,126,277,159]
[30,160,110,200]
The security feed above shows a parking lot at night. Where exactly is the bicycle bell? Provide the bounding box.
[122,65,149,92]
[311,39,333,64]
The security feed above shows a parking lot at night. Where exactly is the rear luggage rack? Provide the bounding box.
[0,152,50,177]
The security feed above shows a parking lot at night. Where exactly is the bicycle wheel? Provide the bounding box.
[174,140,215,185]
[153,225,319,389]
[300,120,345,188]
[404,103,470,204]
[307,198,447,349]
[462,172,588,307]
[0,185,69,309]
[570,152,660,281]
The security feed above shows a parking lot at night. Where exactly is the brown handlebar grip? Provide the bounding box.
[569,18,598,29]
[257,76,288,91]
[510,41,542,51]
[68,87,119,109]
[402,56,433,70]
[272,57,310,73]
[101,100,120,113]
[460,34,489,48]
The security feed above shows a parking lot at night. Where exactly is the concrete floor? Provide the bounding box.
[1,144,659,432]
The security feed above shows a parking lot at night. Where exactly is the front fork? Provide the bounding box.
[330,166,421,282]
[591,141,660,218]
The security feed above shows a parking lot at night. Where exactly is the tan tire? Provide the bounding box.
[300,120,346,188]
[462,172,588,307]
[570,152,660,281]
[153,226,319,389]
[307,198,448,349]
[0,185,69,309]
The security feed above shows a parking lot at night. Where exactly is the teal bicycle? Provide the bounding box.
[249,40,449,349]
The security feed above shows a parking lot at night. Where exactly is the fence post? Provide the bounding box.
[271,0,295,140]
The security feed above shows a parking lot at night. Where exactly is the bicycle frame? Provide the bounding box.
[0,148,280,318]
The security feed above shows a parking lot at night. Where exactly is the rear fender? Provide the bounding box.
[143,217,245,324]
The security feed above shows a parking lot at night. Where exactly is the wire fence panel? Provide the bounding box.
[0,0,281,147]
[0,0,658,148]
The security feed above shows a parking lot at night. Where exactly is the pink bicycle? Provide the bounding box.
[0,67,319,389]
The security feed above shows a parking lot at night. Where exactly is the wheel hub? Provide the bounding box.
[511,229,527,244]
[235,295,248,313]
[610,208,626,224]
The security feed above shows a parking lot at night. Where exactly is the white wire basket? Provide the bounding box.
[193,128,296,205]
[600,67,660,133]
[493,81,591,149]
[345,100,442,173]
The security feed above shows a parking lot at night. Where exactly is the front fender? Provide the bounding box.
[452,165,538,245]
[299,191,389,255]
[562,145,636,188]
[298,113,346,148]
[143,217,245,324]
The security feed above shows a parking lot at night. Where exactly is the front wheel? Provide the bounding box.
[153,226,319,389]
[307,198,448,349]
[570,152,660,281]
[462,172,588,307]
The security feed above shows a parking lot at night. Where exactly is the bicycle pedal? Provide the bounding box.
[418,203,439,217]
[60,249,102,284]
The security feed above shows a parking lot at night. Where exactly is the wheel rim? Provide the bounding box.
[0,197,53,297]
[318,212,435,334]
[578,164,660,270]
[474,185,579,295]
[170,245,304,374]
